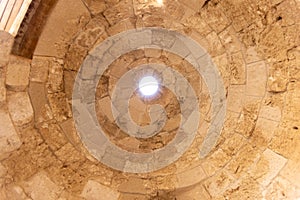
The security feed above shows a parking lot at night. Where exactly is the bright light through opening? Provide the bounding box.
[139,76,159,96]
[157,0,163,6]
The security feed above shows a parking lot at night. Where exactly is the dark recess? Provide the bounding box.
[11,0,58,59]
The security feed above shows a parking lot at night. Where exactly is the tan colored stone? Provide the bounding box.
[47,59,64,93]
[81,180,120,200]
[246,61,267,97]
[200,4,230,33]
[119,193,148,200]
[227,85,245,113]
[175,184,211,200]
[228,51,246,84]
[244,46,262,64]
[97,96,114,122]
[2,184,30,200]
[249,148,287,187]
[8,92,34,126]
[6,57,30,91]
[259,105,281,122]
[250,117,278,147]
[0,31,14,66]
[34,0,90,57]
[267,76,288,93]
[204,170,235,197]
[48,92,71,122]
[219,26,241,53]
[29,82,53,124]
[206,31,225,56]
[176,165,207,188]
[0,69,6,104]
[30,56,49,82]
[265,176,300,199]
[103,0,134,26]
[226,144,261,179]
[0,110,21,156]
[82,0,107,15]
[24,171,62,200]
[236,102,260,138]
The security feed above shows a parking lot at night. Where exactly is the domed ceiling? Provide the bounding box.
[0,0,299,199]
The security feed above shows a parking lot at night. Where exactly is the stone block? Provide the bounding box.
[0,110,21,156]
[175,184,211,200]
[47,59,64,93]
[176,165,207,188]
[246,61,267,97]
[24,171,62,200]
[228,51,246,84]
[103,0,134,26]
[48,92,71,122]
[227,85,245,113]
[7,92,34,126]
[30,56,49,82]
[249,148,287,187]
[6,57,30,91]
[81,180,120,200]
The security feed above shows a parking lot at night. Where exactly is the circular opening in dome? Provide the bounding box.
[138,76,159,96]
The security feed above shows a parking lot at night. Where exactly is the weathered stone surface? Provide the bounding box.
[48,92,71,122]
[175,184,211,200]
[29,82,53,123]
[8,92,34,126]
[249,149,287,187]
[204,170,235,197]
[228,51,246,84]
[0,31,14,66]
[81,180,120,200]
[47,59,64,93]
[103,0,134,26]
[246,61,267,97]
[227,85,245,113]
[0,110,21,156]
[34,0,90,57]
[24,171,62,200]
[176,165,207,188]
[0,69,6,104]
[30,56,49,82]
[6,57,31,91]
[265,176,300,200]
[226,144,261,179]
[1,184,29,200]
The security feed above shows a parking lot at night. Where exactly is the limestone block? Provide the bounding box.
[38,122,68,151]
[24,171,62,200]
[2,185,29,200]
[118,177,148,194]
[200,4,229,33]
[183,13,212,36]
[48,92,71,122]
[204,170,235,197]
[8,92,34,126]
[227,85,245,113]
[0,110,21,155]
[47,59,64,93]
[259,105,281,122]
[226,144,261,179]
[205,31,225,56]
[265,176,300,199]
[30,56,49,82]
[249,149,287,187]
[0,69,6,104]
[6,57,30,91]
[180,0,206,11]
[81,180,120,200]
[63,70,76,100]
[175,184,211,200]
[29,82,53,123]
[0,31,14,66]
[246,61,267,97]
[267,76,288,92]
[103,0,134,26]
[244,47,262,64]
[82,0,107,15]
[218,26,241,53]
[250,117,278,147]
[176,165,207,188]
[119,193,148,200]
[228,51,246,84]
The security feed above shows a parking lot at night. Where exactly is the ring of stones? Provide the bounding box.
[72,27,227,173]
